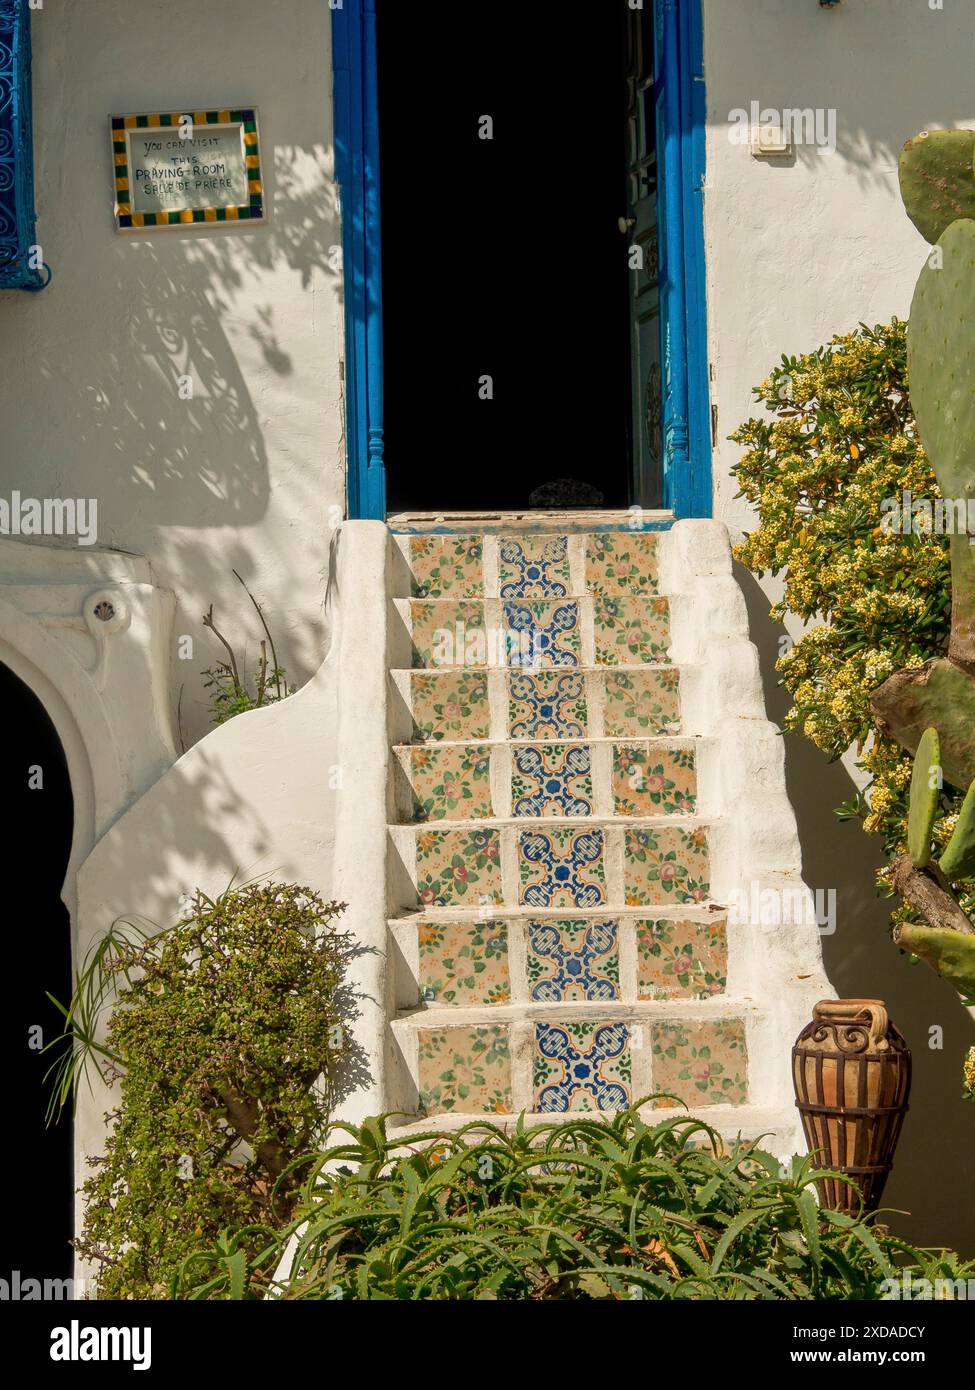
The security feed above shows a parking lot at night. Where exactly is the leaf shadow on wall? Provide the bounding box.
[736,563,975,1259]
[32,145,340,541]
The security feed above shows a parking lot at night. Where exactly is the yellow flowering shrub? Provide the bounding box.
[732,319,953,864]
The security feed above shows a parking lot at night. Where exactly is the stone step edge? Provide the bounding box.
[393,734,703,754]
[385,1103,796,1146]
[392,663,682,676]
[393,998,758,1030]
[389,905,728,926]
[391,813,714,831]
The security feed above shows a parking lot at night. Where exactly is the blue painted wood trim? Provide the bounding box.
[656,0,710,519]
[332,0,385,519]
[0,0,49,292]
[680,0,711,518]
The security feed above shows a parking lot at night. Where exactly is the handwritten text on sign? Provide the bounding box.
[129,127,248,213]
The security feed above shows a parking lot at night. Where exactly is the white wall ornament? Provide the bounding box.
[0,538,179,894]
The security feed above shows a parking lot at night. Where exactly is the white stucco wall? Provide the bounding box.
[703,0,975,1253]
[703,0,973,529]
[0,0,344,747]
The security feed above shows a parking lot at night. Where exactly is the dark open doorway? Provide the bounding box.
[377,0,651,514]
[1,662,74,1284]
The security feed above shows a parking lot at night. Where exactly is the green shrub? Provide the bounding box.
[72,883,353,1300]
[731,319,958,872]
[173,1109,972,1301]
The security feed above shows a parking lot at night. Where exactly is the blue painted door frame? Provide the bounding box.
[332,0,710,520]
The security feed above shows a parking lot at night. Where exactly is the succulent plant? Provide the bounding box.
[870,134,975,1028]
[898,129,975,245]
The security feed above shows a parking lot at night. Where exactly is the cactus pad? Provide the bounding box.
[907,727,941,867]
[939,777,975,881]
[899,129,975,244]
[896,923,975,1002]
[908,218,975,500]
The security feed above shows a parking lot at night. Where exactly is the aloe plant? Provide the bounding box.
[171,1109,973,1301]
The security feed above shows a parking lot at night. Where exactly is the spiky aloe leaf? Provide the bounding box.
[907,727,941,867]
[897,922,975,999]
[939,777,975,880]
[899,129,975,244]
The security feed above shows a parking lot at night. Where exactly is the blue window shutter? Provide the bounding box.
[0,0,48,291]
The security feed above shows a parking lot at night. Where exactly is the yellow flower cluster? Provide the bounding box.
[732,319,954,862]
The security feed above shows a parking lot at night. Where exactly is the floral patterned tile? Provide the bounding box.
[594,597,670,666]
[613,744,696,816]
[418,1025,511,1114]
[399,744,493,822]
[534,1021,631,1112]
[415,829,503,908]
[418,919,510,1007]
[586,533,660,595]
[603,669,681,737]
[409,534,484,598]
[410,600,486,669]
[650,1018,748,1108]
[526,920,620,1002]
[498,535,571,598]
[503,600,581,668]
[508,671,588,740]
[410,670,490,743]
[636,918,728,1000]
[518,827,606,908]
[624,826,710,906]
[511,744,593,817]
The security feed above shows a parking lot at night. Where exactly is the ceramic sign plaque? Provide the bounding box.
[111,108,263,230]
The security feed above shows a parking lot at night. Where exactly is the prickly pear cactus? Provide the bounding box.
[907,727,940,868]
[939,778,975,881]
[899,129,975,245]
[908,218,975,501]
[896,923,975,1001]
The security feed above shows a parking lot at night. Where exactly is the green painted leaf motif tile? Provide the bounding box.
[586,532,660,595]
[409,534,484,598]
[410,600,486,669]
[650,1018,747,1108]
[400,744,493,822]
[624,826,710,905]
[636,918,728,1000]
[415,829,503,907]
[410,670,490,742]
[603,669,681,737]
[418,919,509,1006]
[612,744,696,816]
[594,596,671,665]
[417,1024,511,1114]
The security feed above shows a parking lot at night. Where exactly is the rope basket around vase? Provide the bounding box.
[792,999,911,1214]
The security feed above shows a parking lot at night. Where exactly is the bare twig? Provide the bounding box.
[233,568,284,700]
[202,604,241,689]
[889,852,975,937]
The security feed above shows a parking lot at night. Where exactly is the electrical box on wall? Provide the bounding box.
[750,123,793,157]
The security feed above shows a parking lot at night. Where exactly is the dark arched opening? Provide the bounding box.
[1,661,74,1284]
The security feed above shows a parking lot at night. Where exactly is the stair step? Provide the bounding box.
[394,819,714,910]
[398,530,661,601]
[396,595,671,669]
[389,911,729,1009]
[393,739,699,823]
[393,1012,750,1117]
[395,665,682,743]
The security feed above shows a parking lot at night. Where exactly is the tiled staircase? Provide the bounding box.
[381,522,827,1141]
